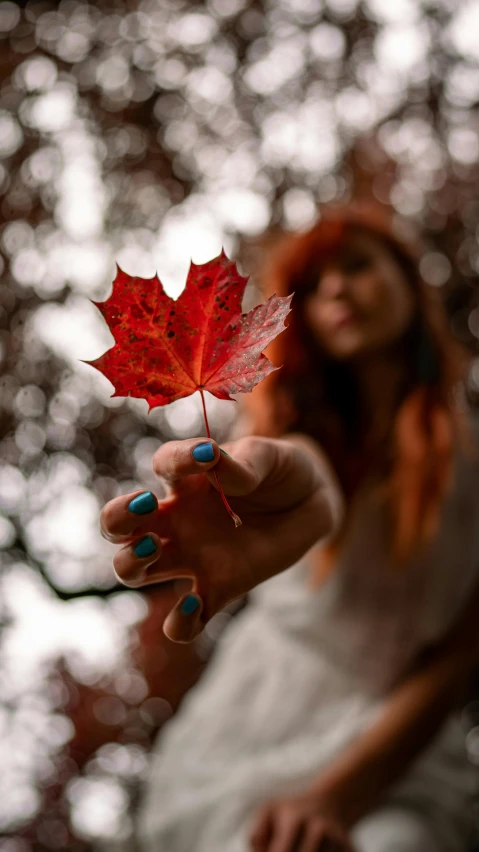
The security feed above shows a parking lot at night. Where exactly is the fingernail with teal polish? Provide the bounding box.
[182,594,200,615]
[134,535,157,558]
[192,442,215,463]
[128,491,156,515]
[219,448,232,459]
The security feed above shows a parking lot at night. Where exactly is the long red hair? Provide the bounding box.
[247,204,471,588]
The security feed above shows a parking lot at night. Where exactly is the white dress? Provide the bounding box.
[137,428,479,852]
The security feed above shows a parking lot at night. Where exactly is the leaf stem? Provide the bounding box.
[199,389,242,528]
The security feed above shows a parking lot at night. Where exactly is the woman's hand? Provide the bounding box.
[100,435,335,642]
[248,792,356,852]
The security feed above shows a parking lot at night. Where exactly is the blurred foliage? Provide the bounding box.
[1,0,479,848]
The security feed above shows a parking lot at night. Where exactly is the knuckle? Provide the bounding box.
[235,434,262,457]
[234,436,265,486]
[242,434,276,467]
[153,441,183,480]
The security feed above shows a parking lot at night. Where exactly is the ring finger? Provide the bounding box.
[113,531,163,587]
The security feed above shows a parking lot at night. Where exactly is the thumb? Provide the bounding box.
[205,436,279,497]
[163,593,204,643]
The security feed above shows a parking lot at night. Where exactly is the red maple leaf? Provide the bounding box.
[83,249,292,410]
[82,250,292,526]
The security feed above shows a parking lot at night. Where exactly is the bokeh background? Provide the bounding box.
[2,0,479,849]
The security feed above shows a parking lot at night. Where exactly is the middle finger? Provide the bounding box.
[100,490,173,543]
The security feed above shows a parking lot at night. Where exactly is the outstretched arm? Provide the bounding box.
[307,573,479,826]
[249,575,479,851]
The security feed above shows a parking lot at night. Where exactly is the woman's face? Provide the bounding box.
[303,232,416,360]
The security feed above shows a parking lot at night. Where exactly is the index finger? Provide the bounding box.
[152,436,278,497]
[152,437,221,485]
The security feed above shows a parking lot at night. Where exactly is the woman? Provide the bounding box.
[100,205,479,851]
